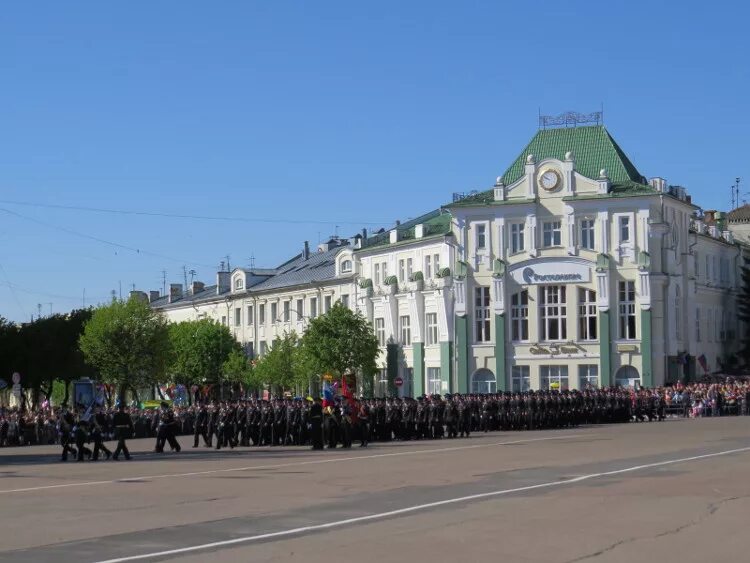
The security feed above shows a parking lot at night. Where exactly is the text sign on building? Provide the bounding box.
[510,262,591,285]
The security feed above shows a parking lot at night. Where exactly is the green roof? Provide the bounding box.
[501,125,646,185]
[448,125,653,208]
[358,209,452,251]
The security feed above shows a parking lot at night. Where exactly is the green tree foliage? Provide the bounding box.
[168,318,240,387]
[0,310,94,408]
[737,265,750,366]
[301,302,379,390]
[79,297,172,403]
[222,348,262,393]
[253,331,309,393]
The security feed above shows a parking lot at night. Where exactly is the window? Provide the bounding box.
[375,369,389,397]
[247,305,253,325]
[695,252,700,277]
[259,341,267,356]
[375,318,386,346]
[283,301,290,323]
[234,278,244,290]
[511,366,530,392]
[720,310,726,341]
[695,308,701,342]
[540,286,567,341]
[707,308,713,342]
[511,290,529,341]
[511,222,525,253]
[382,262,388,280]
[259,304,266,324]
[474,287,491,342]
[426,312,439,345]
[471,369,496,394]
[402,367,414,398]
[580,219,595,250]
[427,367,442,395]
[341,259,352,273]
[540,365,569,391]
[234,307,241,327]
[618,281,636,339]
[476,224,487,250]
[714,307,720,342]
[433,254,440,275]
[325,295,332,313]
[341,294,349,309]
[425,255,432,279]
[619,216,631,243]
[310,297,317,319]
[406,258,413,280]
[706,256,711,281]
[578,289,597,340]
[296,299,304,319]
[543,220,562,247]
[271,302,278,324]
[579,365,598,389]
[221,315,227,326]
[399,315,411,346]
[399,259,406,282]
[374,263,380,285]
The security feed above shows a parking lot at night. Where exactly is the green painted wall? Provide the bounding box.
[439,341,454,394]
[494,313,506,391]
[455,315,469,393]
[413,342,425,397]
[640,309,652,387]
[599,310,611,387]
[386,343,399,397]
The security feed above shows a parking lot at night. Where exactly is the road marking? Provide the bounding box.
[0,434,587,495]
[93,445,750,563]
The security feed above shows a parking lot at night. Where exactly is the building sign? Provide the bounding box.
[510,261,591,285]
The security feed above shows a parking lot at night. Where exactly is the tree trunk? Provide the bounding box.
[44,381,54,406]
[157,386,166,400]
[118,384,127,407]
[62,381,70,408]
[130,385,140,407]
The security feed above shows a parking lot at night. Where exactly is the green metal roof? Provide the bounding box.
[357,209,452,251]
[448,125,654,208]
[501,125,646,185]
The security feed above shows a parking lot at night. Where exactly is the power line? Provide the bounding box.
[0,207,216,268]
[0,198,391,227]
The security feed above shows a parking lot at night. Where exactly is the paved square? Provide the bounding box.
[1,417,749,562]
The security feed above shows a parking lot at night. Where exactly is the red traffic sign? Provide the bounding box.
[394,376,404,387]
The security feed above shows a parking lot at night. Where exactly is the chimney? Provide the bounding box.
[168,284,183,303]
[129,290,148,303]
[649,177,667,193]
[303,241,310,260]
[149,291,160,303]
[191,281,205,294]
[216,271,230,294]
[361,228,368,241]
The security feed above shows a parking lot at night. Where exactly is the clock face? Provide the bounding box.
[539,169,561,191]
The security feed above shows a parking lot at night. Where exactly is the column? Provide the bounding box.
[455,316,468,394]
[413,342,425,397]
[641,309,652,387]
[441,340,455,394]
[494,313,507,391]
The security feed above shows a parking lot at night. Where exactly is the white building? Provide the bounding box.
[150,123,748,393]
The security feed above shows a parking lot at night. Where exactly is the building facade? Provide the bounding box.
[150,125,747,393]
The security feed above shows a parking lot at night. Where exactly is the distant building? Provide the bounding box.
[150,124,748,392]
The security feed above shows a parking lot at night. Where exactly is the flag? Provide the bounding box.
[322,381,334,407]
[698,354,709,373]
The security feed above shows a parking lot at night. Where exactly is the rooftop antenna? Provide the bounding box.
[110,289,117,302]
[47,302,53,316]
[249,253,256,268]
[182,265,188,291]
[731,177,742,210]
[188,269,197,285]
[161,270,167,295]
[37,303,42,319]
[118,280,122,300]
[225,255,231,271]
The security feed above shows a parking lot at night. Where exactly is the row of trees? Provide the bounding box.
[1,296,379,407]
[79,298,379,404]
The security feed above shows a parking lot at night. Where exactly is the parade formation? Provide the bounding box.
[3,382,749,461]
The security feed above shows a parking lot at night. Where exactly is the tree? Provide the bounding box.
[79,297,172,404]
[301,302,380,394]
[169,318,240,390]
[737,265,750,366]
[222,348,262,395]
[254,331,306,394]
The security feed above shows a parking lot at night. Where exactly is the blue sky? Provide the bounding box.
[0,1,747,323]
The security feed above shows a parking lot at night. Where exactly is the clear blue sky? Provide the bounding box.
[1,1,747,323]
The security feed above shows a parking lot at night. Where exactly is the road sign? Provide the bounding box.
[12,372,20,384]
[12,383,22,398]
[394,376,404,387]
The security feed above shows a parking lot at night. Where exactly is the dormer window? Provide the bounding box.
[341,259,353,273]
[234,278,244,290]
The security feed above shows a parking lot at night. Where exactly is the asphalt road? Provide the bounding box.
[1,417,749,563]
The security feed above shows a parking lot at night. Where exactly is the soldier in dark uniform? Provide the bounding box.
[112,405,133,460]
[90,415,112,461]
[155,402,181,453]
[445,395,458,438]
[193,403,211,448]
[74,419,92,462]
[309,397,324,450]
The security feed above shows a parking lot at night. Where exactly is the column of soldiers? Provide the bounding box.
[56,388,671,461]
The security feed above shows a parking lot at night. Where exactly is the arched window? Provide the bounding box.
[615,365,640,389]
[234,278,244,290]
[470,369,496,394]
[341,259,353,273]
